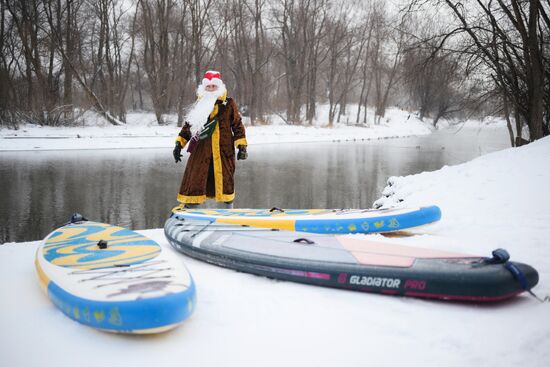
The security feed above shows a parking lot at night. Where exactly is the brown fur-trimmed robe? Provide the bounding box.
[176,96,247,204]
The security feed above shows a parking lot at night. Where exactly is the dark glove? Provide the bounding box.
[173,142,183,163]
[237,145,248,160]
[181,122,192,141]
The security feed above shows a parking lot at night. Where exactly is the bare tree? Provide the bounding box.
[273,0,311,124]
[139,0,172,124]
[419,0,550,142]
[43,0,124,125]
[0,0,16,127]
[355,6,375,125]
[85,0,137,122]
[211,0,273,125]
[174,2,194,125]
[304,0,328,124]
[322,5,366,127]
[6,0,62,125]
[372,8,408,124]
[404,46,465,127]
[189,0,213,84]
[336,14,371,124]
[62,0,77,121]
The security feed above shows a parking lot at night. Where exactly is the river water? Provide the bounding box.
[0,127,510,243]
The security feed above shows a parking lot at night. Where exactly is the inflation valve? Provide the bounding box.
[70,213,89,223]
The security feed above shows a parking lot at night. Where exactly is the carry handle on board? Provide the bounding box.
[293,238,315,245]
[484,248,510,264]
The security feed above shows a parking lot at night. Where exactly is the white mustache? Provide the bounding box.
[186,89,226,135]
[185,83,227,135]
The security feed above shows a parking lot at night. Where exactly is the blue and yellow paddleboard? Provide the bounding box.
[35,217,196,334]
[171,206,441,234]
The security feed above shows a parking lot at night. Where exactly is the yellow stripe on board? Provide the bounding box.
[49,246,160,270]
[44,226,90,245]
[172,208,331,217]
[44,233,146,252]
[84,226,136,242]
[217,217,296,231]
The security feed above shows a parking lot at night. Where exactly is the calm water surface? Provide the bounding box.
[0,128,510,243]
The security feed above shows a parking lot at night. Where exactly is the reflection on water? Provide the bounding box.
[0,128,510,242]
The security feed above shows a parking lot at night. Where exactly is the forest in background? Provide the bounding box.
[0,0,548,145]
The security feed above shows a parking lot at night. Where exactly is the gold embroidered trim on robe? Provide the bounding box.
[211,123,235,202]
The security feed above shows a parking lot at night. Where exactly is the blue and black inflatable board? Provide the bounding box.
[36,220,196,334]
[171,206,442,234]
[165,216,538,302]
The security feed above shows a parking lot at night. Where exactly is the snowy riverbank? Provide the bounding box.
[1,135,549,366]
[373,135,550,269]
[1,107,434,151]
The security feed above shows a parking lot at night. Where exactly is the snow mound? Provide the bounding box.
[373,136,550,273]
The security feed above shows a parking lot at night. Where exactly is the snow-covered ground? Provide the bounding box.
[1,134,549,366]
[0,106,433,151]
[374,135,550,270]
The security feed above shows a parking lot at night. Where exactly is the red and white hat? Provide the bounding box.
[202,70,223,88]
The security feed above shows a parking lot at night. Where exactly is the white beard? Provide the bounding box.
[186,84,227,135]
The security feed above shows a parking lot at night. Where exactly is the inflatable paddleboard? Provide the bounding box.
[165,216,538,302]
[36,215,196,334]
[171,205,441,234]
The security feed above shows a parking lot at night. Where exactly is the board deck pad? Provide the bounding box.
[164,216,538,302]
[171,205,442,234]
[43,223,161,269]
[36,221,196,334]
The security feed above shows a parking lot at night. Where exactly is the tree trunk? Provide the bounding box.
[526,0,544,141]
[63,0,74,121]
[514,107,523,142]
[502,93,515,147]
[136,60,144,110]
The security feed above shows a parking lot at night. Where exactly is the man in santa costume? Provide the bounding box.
[173,71,247,208]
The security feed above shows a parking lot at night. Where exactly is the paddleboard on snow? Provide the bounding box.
[165,216,538,302]
[171,205,442,234]
[36,214,196,334]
